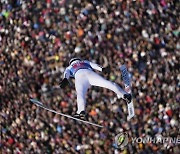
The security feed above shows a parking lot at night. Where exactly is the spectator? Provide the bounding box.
[0,0,179,153]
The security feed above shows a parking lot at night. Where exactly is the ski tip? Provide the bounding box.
[29,98,34,103]
[120,64,126,70]
[30,98,37,103]
[29,98,33,101]
[29,98,43,106]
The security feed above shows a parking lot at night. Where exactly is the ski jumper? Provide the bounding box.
[64,60,127,114]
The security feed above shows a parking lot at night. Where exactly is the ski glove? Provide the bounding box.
[60,78,69,88]
[102,66,110,74]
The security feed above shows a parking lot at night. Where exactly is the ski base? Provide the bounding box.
[120,65,135,120]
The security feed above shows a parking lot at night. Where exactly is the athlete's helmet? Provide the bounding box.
[69,58,81,65]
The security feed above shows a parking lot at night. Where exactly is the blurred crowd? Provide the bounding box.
[0,0,179,153]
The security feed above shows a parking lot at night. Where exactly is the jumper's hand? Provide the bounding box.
[102,66,110,74]
[60,78,69,88]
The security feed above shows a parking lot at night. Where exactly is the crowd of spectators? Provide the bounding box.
[1,0,179,153]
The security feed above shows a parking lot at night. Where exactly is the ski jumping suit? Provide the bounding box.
[64,60,127,114]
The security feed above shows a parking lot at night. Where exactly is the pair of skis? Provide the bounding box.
[30,65,135,128]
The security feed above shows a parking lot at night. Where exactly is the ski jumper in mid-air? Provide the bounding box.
[60,58,132,119]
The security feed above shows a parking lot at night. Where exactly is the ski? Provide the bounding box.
[29,98,103,128]
[120,65,135,120]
